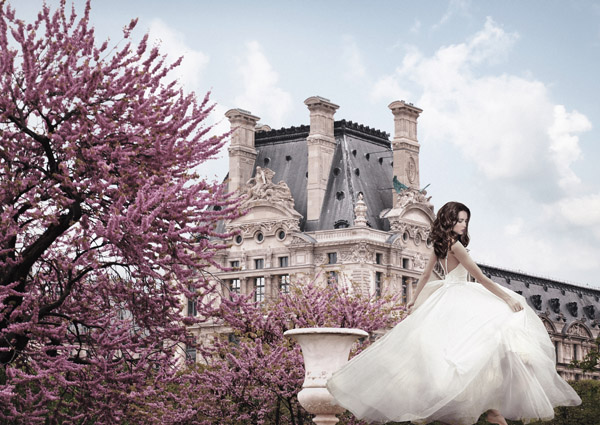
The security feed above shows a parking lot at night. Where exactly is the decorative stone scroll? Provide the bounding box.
[232,218,300,238]
[390,223,430,243]
[413,253,427,272]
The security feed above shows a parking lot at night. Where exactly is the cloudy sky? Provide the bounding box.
[15,0,600,287]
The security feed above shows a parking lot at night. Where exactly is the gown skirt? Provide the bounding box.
[326,264,581,425]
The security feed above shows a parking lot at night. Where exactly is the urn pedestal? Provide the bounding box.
[284,327,368,425]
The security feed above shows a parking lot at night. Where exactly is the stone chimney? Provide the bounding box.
[225,108,260,193]
[388,101,423,205]
[304,96,339,221]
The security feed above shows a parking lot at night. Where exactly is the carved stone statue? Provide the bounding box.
[243,166,295,209]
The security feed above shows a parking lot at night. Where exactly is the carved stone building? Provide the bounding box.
[190,96,600,380]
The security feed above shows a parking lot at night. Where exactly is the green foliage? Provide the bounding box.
[569,337,600,373]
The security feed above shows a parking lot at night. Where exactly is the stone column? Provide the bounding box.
[406,277,415,303]
[240,277,249,296]
[388,101,423,205]
[305,96,339,221]
[554,339,563,364]
[265,275,273,299]
[225,108,260,193]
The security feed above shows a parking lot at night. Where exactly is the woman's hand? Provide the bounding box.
[504,297,524,312]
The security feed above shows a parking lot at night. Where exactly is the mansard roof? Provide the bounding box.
[252,120,392,231]
[481,264,600,332]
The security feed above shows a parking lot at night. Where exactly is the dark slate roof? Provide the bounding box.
[254,125,309,229]
[253,120,392,231]
[481,264,600,331]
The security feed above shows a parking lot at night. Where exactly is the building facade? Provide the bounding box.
[190,96,599,380]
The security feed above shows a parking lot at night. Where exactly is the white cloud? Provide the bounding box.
[467,17,519,65]
[410,19,422,34]
[551,193,600,238]
[432,0,472,30]
[503,217,524,237]
[548,105,592,189]
[366,17,597,285]
[195,103,231,182]
[148,19,209,93]
[233,41,292,128]
[371,17,591,191]
[370,75,411,103]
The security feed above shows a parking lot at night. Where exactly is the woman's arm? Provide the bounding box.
[407,253,437,312]
[451,241,523,312]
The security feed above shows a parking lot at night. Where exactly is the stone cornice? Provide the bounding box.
[334,120,390,146]
[480,264,600,297]
[255,125,310,144]
[253,120,391,146]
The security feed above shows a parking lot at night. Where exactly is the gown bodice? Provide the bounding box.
[443,260,468,283]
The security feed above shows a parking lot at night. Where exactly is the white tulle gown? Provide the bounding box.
[327,262,581,425]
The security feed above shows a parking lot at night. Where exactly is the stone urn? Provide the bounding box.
[284,327,368,425]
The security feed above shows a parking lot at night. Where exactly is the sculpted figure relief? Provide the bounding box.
[395,187,433,212]
[244,166,295,209]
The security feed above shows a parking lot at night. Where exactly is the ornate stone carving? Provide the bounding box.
[394,187,433,211]
[566,302,578,317]
[583,305,596,320]
[567,323,590,338]
[413,253,427,271]
[314,253,327,266]
[339,243,373,264]
[542,319,555,334]
[530,294,542,311]
[354,193,368,227]
[549,298,561,314]
[389,222,430,243]
[290,235,310,246]
[243,166,295,209]
[339,250,353,262]
[230,219,301,238]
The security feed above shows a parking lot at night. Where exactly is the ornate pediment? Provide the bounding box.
[381,189,435,237]
[565,322,592,339]
[227,167,302,237]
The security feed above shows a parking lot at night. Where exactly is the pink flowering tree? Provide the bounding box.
[167,280,405,425]
[0,1,240,423]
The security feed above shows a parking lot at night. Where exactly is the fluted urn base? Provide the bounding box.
[284,327,368,425]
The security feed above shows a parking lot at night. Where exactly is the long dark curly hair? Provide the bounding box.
[430,201,470,259]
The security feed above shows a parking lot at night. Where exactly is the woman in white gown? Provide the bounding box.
[327,202,581,425]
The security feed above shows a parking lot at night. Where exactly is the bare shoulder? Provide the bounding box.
[449,240,470,260]
[450,240,466,252]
